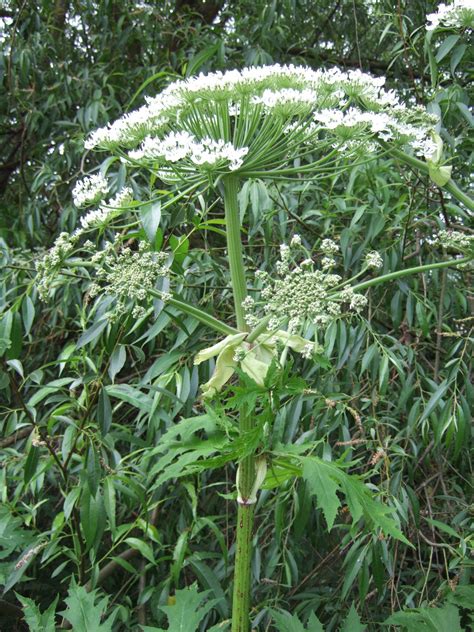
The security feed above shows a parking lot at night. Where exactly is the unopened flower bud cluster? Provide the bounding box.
[35,183,134,299]
[365,251,383,269]
[36,232,78,300]
[429,229,474,252]
[243,236,369,332]
[88,241,169,319]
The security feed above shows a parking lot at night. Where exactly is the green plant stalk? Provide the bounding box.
[223,175,249,332]
[232,502,255,632]
[352,256,471,292]
[247,314,272,343]
[149,290,238,335]
[388,147,474,212]
[223,175,256,632]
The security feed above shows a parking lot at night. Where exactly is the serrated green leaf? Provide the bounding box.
[141,584,217,632]
[296,456,410,544]
[384,603,462,632]
[307,612,324,632]
[16,593,58,632]
[341,603,366,632]
[271,609,324,631]
[60,579,115,632]
[302,458,341,530]
[446,585,474,609]
[187,557,229,618]
[271,610,307,632]
[341,472,410,545]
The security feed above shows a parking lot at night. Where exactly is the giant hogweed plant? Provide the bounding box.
[36,64,474,630]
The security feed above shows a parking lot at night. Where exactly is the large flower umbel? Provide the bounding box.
[242,237,373,333]
[85,64,439,181]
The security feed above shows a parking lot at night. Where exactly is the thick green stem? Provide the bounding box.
[232,503,254,632]
[232,408,256,632]
[388,147,474,212]
[149,290,238,335]
[223,175,249,332]
[352,256,471,293]
[247,315,272,343]
[222,175,256,631]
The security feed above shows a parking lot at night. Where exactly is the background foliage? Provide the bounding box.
[0,1,472,630]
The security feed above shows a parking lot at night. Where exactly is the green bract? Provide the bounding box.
[194,330,319,398]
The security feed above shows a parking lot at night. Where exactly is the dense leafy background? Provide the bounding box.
[0,1,472,630]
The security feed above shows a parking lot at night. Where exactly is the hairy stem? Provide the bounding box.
[232,408,256,632]
[232,503,255,632]
[222,175,256,631]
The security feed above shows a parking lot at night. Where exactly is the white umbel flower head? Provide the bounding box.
[365,251,383,269]
[84,64,440,181]
[80,187,133,230]
[129,132,249,171]
[426,0,474,31]
[72,174,108,207]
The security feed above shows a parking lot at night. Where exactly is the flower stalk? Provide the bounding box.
[352,256,471,292]
[223,176,249,332]
[232,501,255,632]
[388,146,474,212]
[222,175,257,631]
[148,290,238,336]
